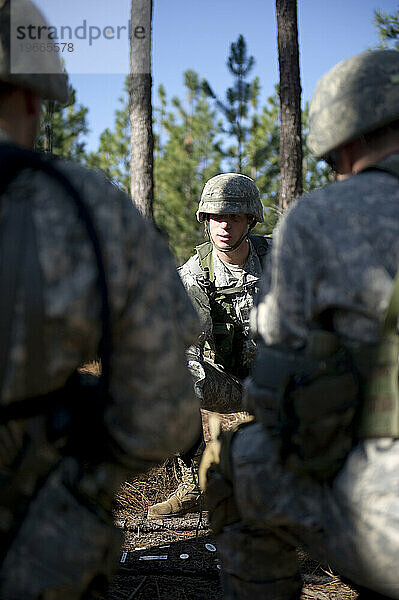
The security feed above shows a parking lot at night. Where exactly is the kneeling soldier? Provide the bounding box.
[148,173,270,519]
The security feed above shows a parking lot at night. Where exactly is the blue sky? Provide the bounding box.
[34,0,398,152]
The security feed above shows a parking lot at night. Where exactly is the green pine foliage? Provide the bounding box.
[243,86,331,236]
[85,80,130,191]
[35,85,89,160]
[243,85,281,234]
[154,71,223,265]
[374,9,399,49]
[202,34,256,172]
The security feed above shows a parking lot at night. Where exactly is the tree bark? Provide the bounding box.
[129,0,154,220]
[43,100,54,155]
[276,0,302,210]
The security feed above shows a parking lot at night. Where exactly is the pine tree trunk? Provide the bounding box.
[129,0,154,220]
[43,100,54,155]
[276,0,302,210]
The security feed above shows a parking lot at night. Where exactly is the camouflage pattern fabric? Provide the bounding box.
[180,238,265,413]
[218,424,399,599]
[0,130,200,598]
[187,356,244,413]
[307,50,399,159]
[211,155,399,599]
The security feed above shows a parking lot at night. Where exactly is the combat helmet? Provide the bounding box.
[307,49,399,160]
[197,173,264,224]
[0,0,68,103]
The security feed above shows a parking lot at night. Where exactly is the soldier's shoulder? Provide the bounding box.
[250,233,272,255]
[282,179,346,223]
[55,161,130,204]
[178,253,201,279]
[53,160,146,230]
[298,168,391,209]
[278,171,389,245]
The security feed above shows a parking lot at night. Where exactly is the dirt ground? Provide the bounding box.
[107,411,358,600]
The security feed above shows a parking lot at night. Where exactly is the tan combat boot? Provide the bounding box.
[147,458,202,519]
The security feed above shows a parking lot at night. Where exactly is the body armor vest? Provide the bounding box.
[195,235,269,378]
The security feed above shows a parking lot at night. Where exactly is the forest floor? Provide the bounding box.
[107,411,358,600]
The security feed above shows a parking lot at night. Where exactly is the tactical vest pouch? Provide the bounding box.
[212,321,235,362]
[248,332,359,481]
[249,164,399,481]
[353,337,399,438]
[352,268,399,439]
[250,262,399,480]
[281,343,359,481]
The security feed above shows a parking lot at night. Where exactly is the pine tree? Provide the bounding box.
[154,71,223,264]
[35,85,89,161]
[244,88,331,235]
[129,0,154,219]
[203,35,255,172]
[276,0,302,209]
[87,45,331,252]
[244,88,281,233]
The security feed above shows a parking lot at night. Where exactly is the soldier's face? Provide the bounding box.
[208,213,250,250]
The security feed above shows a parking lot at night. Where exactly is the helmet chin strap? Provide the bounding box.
[205,221,250,253]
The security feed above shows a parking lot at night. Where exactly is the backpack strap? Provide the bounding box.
[24,197,45,394]
[0,143,110,415]
[0,190,30,396]
[0,144,113,569]
[195,241,214,282]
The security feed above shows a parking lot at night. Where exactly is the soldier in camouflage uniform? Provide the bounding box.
[0,1,201,598]
[148,173,270,519]
[202,50,399,599]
